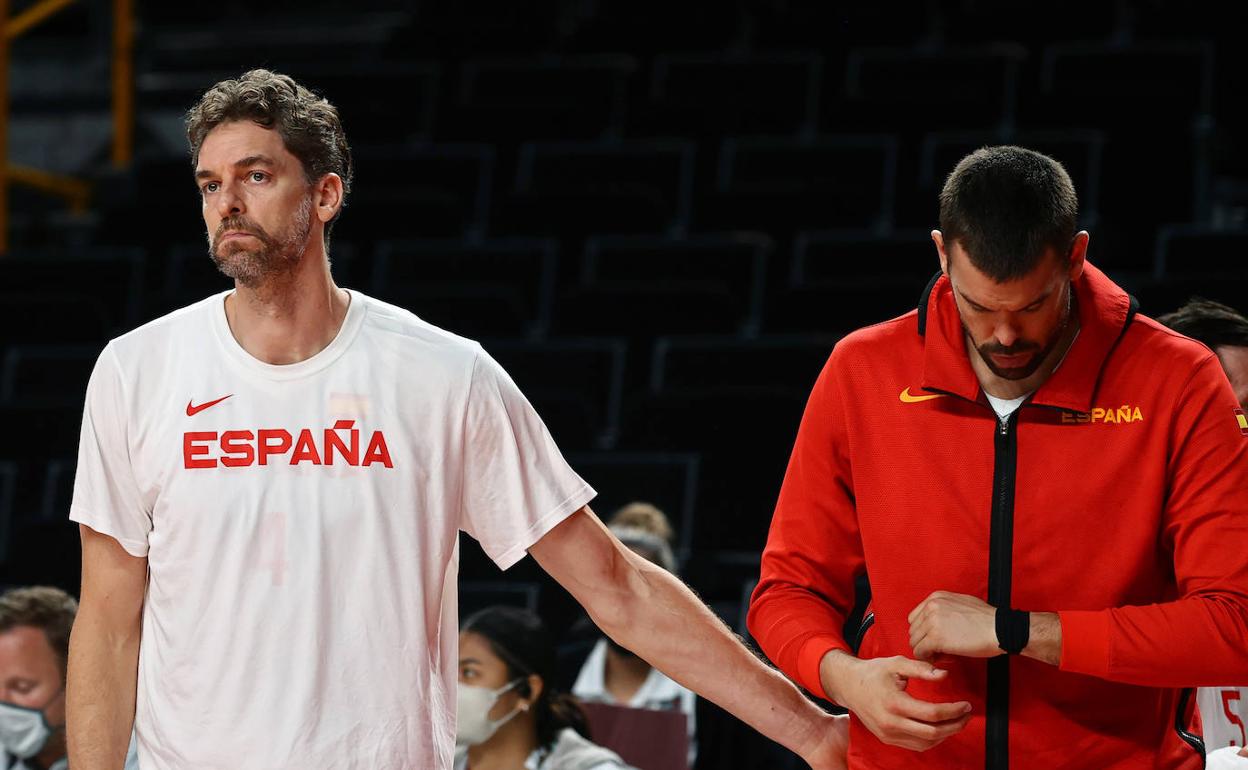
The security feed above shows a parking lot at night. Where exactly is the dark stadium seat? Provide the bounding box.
[766,230,934,334]
[447,56,637,142]
[0,462,15,561]
[622,335,837,551]
[0,249,144,347]
[40,459,75,523]
[839,46,1026,133]
[371,237,558,338]
[297,64,440,145]
[459,580,541,616]
[1154,226,1248,280]
[1034,42,1215,244]
[497,140,695,238]
[481,338,627,450]
[341,144,493,243]
[701,135,898,233]
[0,406,82,464]
[0,345,100,406]
[636,52,823,139]
[565,451,700,561]
[1037,43,1214,129]
[550,233,771,340]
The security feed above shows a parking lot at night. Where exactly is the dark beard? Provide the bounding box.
[973,288,1075,380]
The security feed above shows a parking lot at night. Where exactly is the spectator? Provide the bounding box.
[0,587,73,770]
[0,587,137,770]
[1156,299,1248,754]
[457,606,634,770]
[1156,298,1248,408]
[572,503,697,764]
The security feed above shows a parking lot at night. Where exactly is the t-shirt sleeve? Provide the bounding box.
[458,347,595,570]
[68,344,152,557]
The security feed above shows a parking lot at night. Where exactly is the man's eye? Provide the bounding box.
[203,182,219,194]
[251,171,267,182]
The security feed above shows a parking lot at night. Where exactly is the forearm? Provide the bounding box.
[592,557,832,758]
[1058,597,1248,686]
[67,611,140,769]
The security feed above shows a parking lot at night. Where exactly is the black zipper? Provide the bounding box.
[985,409,1019,770]
[1174,688,1206,761]
[851,611,875,654]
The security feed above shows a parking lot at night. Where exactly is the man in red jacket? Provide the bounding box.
[749,145,1248,769]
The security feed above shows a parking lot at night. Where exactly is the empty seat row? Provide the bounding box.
[134,44,1217,148]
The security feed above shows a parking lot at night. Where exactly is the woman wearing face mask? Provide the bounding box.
[457,606,634,770]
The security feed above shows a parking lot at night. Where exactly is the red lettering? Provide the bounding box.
[361,431,394,468]
[257,429,293,465]
[183,431,218,469]
[324,420,359,466]
[220,430,256,467]
[290,429,322,465]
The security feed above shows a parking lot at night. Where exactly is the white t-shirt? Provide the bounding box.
[985,392,1029,420]
[69,290,595,770]
[1201,687,1248,752]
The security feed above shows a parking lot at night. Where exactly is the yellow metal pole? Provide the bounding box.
[3,0,77,41]
[0,0,9,256]
[111,0,133,167]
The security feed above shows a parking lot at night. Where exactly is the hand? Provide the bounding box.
[908,591,1001,660]
[820,651,972,752]
[800,714,850,770]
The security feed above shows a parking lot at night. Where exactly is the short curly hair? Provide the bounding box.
[0,586,78,677]
[185,69,354,234]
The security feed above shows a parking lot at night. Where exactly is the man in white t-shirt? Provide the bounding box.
[62,69,848,770]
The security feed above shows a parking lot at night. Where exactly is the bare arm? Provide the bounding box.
[529,507,847,769]
[68,524,148,770]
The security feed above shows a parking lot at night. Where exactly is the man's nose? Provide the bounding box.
[214,182,243,220]
[993,319,1021,348]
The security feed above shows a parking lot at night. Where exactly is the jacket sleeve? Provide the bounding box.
[1059,354,1248,686]
[747,347,865,700]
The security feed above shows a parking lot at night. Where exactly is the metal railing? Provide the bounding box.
[0,0,133,254]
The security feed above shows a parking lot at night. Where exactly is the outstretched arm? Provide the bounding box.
[530,507,848,770]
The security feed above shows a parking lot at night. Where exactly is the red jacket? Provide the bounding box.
[749,264,1248,769]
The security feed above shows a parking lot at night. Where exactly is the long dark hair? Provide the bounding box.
[461,605,591,749]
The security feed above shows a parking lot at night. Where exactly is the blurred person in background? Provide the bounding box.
[65,69,847,770]
[0,587,138,770]
[1157,299,1248,409]
[1157,298,1248,756]
[571,503,697,765]
[457,605,633,770]
[0,587,72,770]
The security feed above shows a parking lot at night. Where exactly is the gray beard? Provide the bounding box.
[209,196,313,288]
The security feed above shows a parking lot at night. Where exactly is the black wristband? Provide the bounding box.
[995,608,1031,655]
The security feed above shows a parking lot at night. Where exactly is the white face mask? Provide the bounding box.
[455,679,525,748]
[0,687,63,759]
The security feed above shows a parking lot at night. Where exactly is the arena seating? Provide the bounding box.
[4,3,1245,762]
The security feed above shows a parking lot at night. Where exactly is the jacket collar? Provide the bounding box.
[918,261,1137,412]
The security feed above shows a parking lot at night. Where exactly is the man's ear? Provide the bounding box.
[932,230,950,276]
[1067,231,1089,281]
[314,173,344,225]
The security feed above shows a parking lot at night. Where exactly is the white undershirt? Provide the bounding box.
[986,392,1030,420]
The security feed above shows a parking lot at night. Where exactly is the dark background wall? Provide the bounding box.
[2,1,1245,765]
